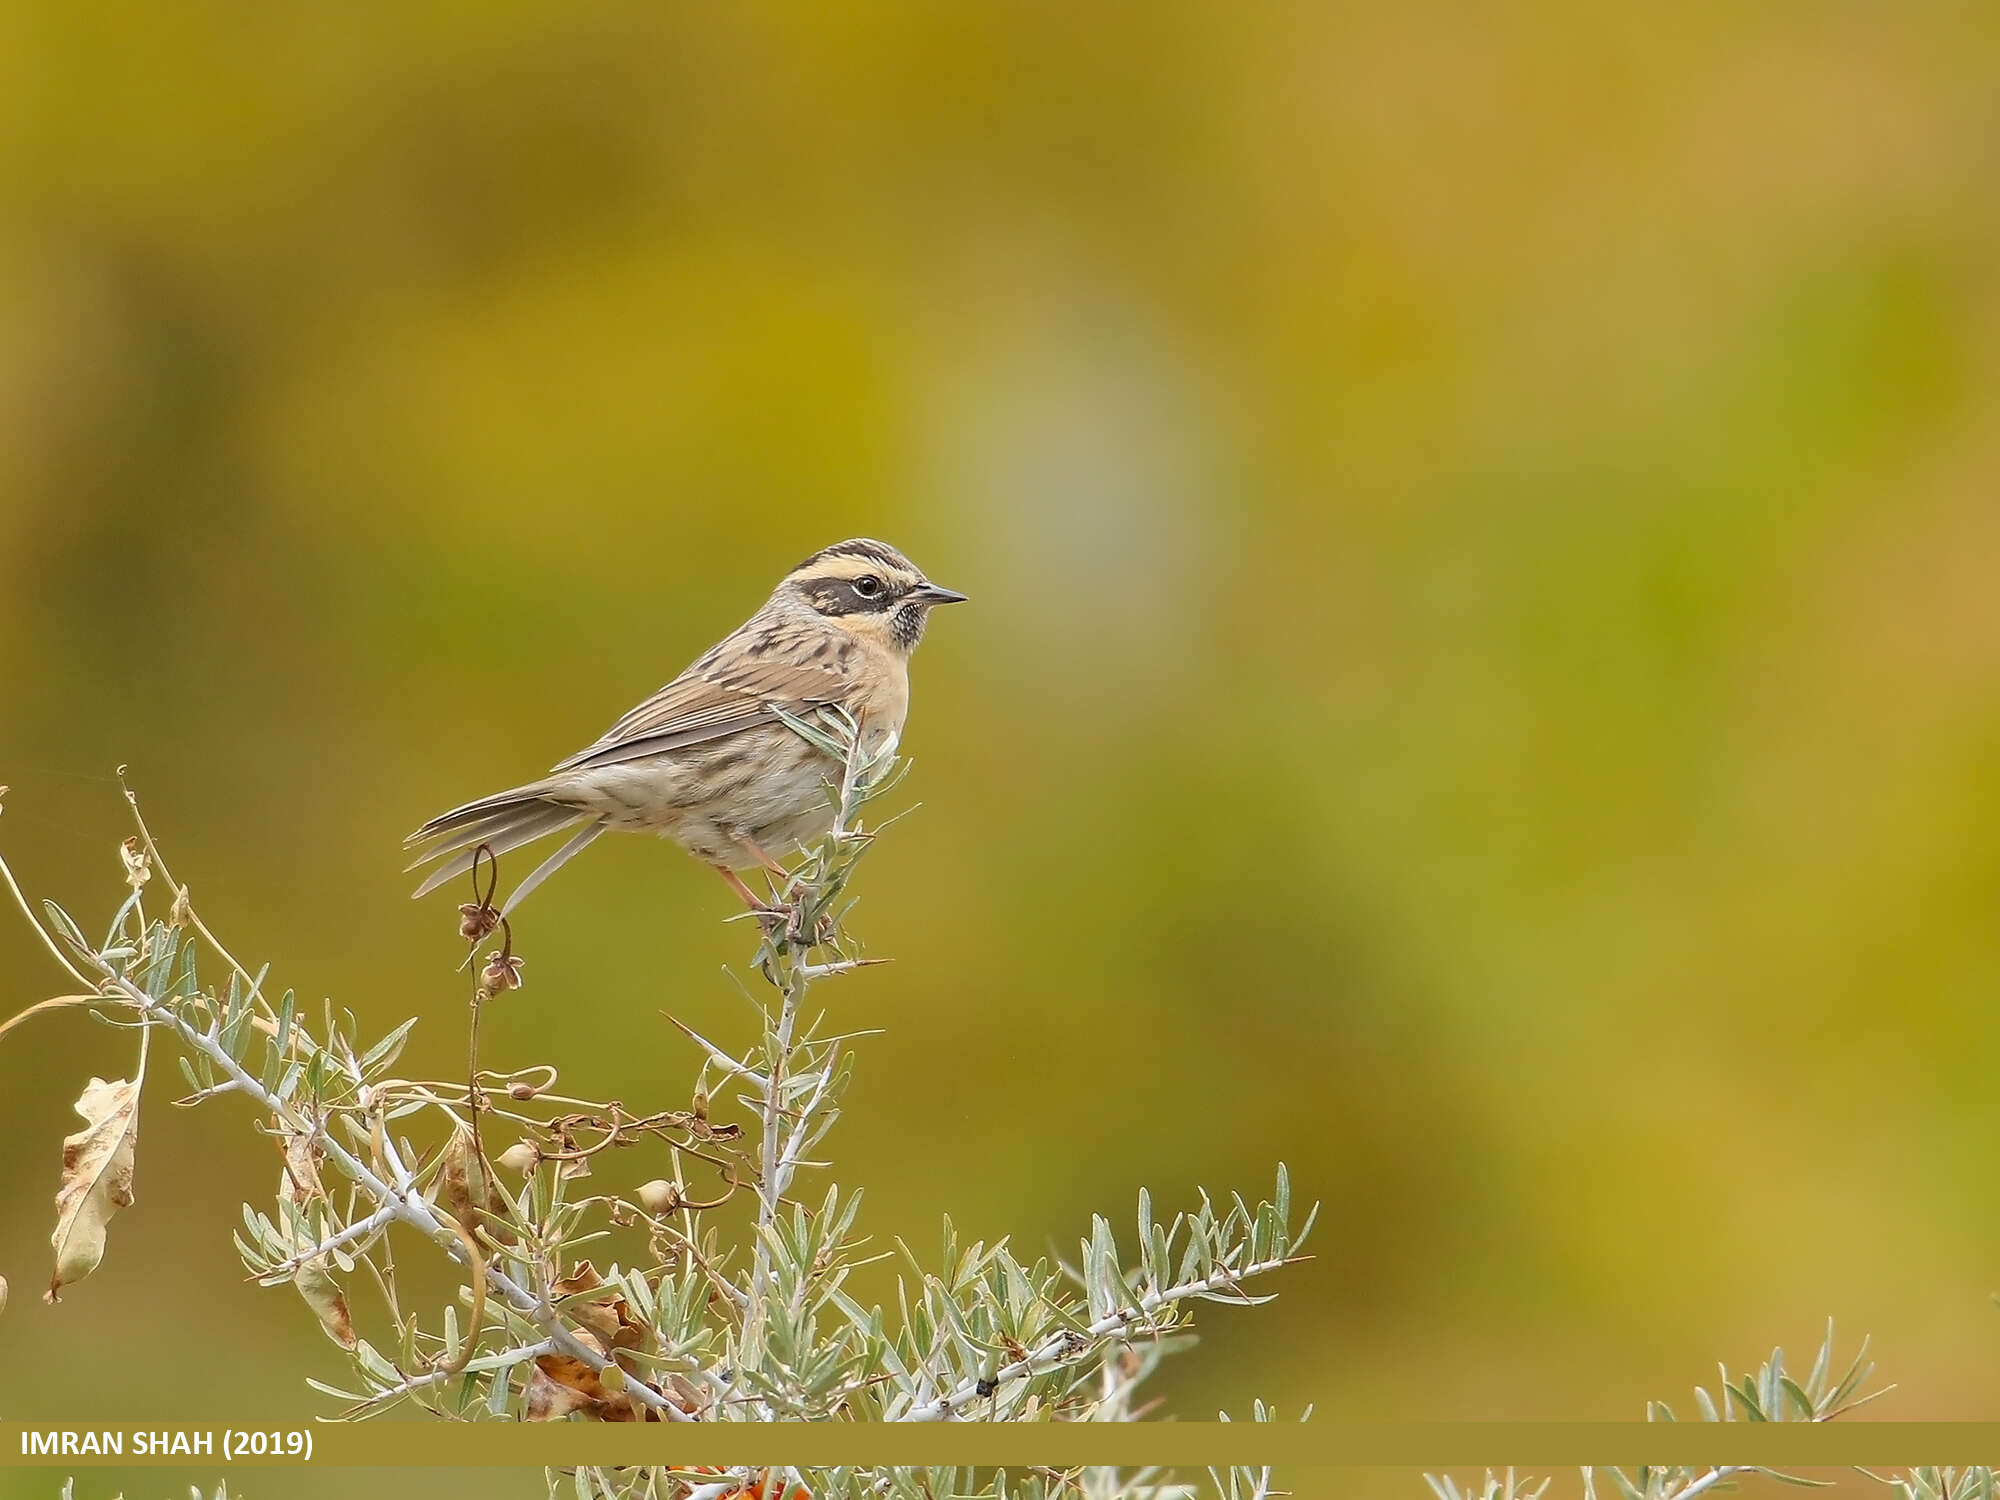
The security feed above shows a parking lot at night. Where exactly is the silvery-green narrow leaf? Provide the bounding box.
[258,1032,286,1096]
[101,891,142,954]
[1178,1232,1207,1286]
[231,1230,263,1274]
[304,1377,373,1403]
[1292,1199,1321,1254]
[1735,1374,1767,1419]
[1780,1375,1815,1419]
[141,925,179,997]
[1829,1335,1875,1407]
[1250,1201,1277,1262]
[273,990,294,1060]
[358,1017,418,1075]
[218,1001,253,1064]
[354,1340,398,1382]
[42,904,87,952]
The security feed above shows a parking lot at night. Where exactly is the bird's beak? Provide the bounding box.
[910,583,968,606]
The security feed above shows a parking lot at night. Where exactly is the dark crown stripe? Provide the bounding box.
[792,538,913,574]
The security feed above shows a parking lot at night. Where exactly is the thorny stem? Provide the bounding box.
[749,961,804,1302]
[97,965,691,1421]
[743,718,878,1388]
[897,1252,1305,1421]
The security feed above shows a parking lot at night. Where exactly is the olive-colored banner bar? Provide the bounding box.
[3,1422,1998,1469]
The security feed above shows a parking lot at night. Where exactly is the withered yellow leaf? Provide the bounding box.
[294,1258,357,1349]
[119,836,151,892]
[47,1076,141,1302]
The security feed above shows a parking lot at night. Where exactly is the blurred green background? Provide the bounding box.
[4,1,2000,1494]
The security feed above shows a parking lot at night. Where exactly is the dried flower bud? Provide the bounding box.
[496,1142,539,1175]
[508,1081,538,1101]
[636,1179,683,1216]
[691,1089,709,1121]
[480,949,525,995]
[458,902,500,943]
[120,837,151,892]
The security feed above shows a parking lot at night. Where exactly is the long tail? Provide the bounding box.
[404,782,603,908]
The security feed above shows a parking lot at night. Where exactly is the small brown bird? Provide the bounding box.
[406,539,965,917]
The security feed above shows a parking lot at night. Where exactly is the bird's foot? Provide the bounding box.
[749,897,833,948]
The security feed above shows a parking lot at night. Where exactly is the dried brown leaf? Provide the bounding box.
[439,1127,514,1245]
[550,1261,646,1352]
[523,1359,599,1421]
[280,1126,328,1205]
[534,1354,653,1423]
[552,1261,605,1298]
[47,1076,141,1302]
[277,1123,356,1349]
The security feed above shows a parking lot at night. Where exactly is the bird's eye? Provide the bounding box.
[853,575,883,598]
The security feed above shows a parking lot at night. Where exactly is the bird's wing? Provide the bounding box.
[551,644,853,773]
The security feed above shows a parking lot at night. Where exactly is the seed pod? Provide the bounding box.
[458,902,500,942]
[508,1081,538,1101]
[480,949,525,996]
[496,1142,539,1175]
[637,1179,682,1216]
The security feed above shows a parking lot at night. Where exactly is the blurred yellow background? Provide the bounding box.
[4,2,1999,1495]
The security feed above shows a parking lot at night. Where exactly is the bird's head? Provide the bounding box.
[779,538,967,655]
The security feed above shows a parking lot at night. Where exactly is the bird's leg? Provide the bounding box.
[712,864,777,912]
[735,836,793,895]
[712,859,807,942]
